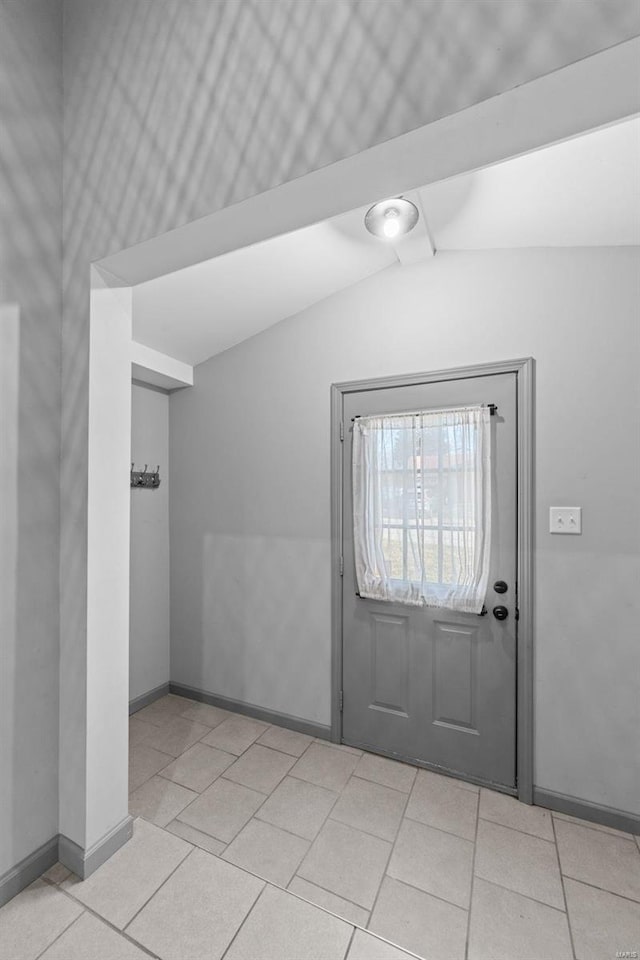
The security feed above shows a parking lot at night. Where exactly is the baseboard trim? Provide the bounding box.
[0,836,59,908]
[169,682,331,741]
[59,815,134,880]
[129,682,170,715]
[534,787,639,836]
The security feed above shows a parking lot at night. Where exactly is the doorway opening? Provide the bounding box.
[78,42,637,867]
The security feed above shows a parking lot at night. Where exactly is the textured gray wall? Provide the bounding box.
[169,248,640,816]
[130,384,170,702]
[59,2,640,750]
[0,0,634,870]
[0,0,62,875]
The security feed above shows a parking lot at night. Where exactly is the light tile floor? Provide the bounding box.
[2,694,639,959]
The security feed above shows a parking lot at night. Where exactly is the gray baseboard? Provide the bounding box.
[534,787,639,836]
[0,836,59,908]
[59,815,134,880]
[2,815,134,907]
[169,682,331,741]
[129,682,170,715]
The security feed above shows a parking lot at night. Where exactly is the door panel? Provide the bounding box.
[341,372,517,789]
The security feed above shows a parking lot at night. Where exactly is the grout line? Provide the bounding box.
[32,909,88,960]
[344,926,357,958]
[352,770,417,796]
[464,783,480,960]
[251,812,323,846]
[365,771,412,927]
[121,845,195,933]
[379,870,470,915]
[551,811,636,842]
[551,809,577,960]
[219,883,268,960]
[475,875,570,916]
[401,813,476,845]
[325,813,399,846]
[289,873,373,917]
[479,813,556,842]
[559,873,640,905]
[477,815,557,845]
[46,888,161,959]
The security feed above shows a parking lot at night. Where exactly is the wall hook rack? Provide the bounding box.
[131,463,161,489]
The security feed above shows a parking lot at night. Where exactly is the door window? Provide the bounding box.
[352,405,491,612]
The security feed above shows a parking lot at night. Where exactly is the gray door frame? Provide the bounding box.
[330,357,535,803]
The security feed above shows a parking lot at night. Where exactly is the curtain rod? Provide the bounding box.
[351,404,497,422]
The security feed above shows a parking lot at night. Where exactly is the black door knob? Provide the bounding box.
[493,605,509,621]
[493,580,508,594]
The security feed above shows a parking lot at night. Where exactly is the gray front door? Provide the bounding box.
[341,372,517,790]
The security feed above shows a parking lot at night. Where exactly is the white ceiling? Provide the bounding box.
[418,118,640,250]
[133,118,640,368]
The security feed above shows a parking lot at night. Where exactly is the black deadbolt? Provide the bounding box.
[493,605,509,621]
[493,580,508,594]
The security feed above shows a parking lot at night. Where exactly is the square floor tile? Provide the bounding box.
[224,744,296,794]
[165,819,226,856]
[474,819,564,909]
[555,819,640,901]
[0,879,82,960]
[330,776,407,841]
[201,715,269,755]
[288,877,370,927]
[129,716,157,746]
[41,862,71,885]
[406,769,478,841]
[40,912,149,959]
[61,819,190,929]
[134,695,190,725]
[257,725,313,757]
[129,775,198,827]
[178,701,231,727]
[225,884,353,960]
[256,776,338,841]
[552,810,633,840]
[564,877,640,960]
[290,743,359,792]
[479,788,554,840]
[369,876,468,960]
[140,716,211,758]
[468,877,572,960]
[317,740,363,757]
[177,776,266,843]
[347,929,416,960]
[388,818,473,908]
[223,818,309,886]
[126,848,264,960]
[128,743,172,793]
[159,742,235,792]
[353,754,417,794]
[297,819,391,909]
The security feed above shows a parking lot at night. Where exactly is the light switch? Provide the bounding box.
[549,507,582,534]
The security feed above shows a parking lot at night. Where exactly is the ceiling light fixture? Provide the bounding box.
[364,197,419,240]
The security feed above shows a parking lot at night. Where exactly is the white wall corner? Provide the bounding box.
[131,340,194,391]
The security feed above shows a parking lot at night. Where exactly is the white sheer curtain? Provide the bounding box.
[352,405,491,613]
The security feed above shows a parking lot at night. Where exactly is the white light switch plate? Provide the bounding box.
[549,506,582,534]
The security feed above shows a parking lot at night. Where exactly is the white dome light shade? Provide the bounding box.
[364,197,419,240]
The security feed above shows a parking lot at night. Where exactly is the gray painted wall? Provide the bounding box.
[59,2,640,804]
[56,0,640,861]
[0,0,62,876]
[130,384,170,702]
[169,247,640,817]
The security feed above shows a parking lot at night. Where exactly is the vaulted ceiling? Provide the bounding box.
[133,117,639,368]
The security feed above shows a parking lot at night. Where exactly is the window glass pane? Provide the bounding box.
[352,405,491,612]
